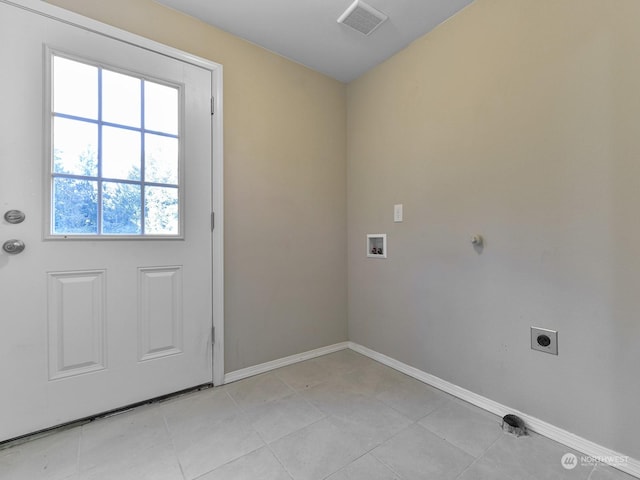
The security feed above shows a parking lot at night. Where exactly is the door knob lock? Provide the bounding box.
[4,210,26,224]
[3,239,25,254]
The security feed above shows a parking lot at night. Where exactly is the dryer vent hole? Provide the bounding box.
[502,414,527,437]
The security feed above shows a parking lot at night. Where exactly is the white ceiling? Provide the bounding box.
[155,0,474,83]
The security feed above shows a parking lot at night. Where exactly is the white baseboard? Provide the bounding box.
[223,342,350,384]
[222,340,638,477]
[348,342,640,478]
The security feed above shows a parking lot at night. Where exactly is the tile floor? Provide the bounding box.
[0,349,636,480]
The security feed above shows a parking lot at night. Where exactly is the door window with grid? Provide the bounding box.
[49,53,182,237]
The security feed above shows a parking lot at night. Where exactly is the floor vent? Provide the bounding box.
[337,0,388,36]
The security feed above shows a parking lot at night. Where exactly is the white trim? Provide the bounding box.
[222,340,639,476]
[3,0,225,388]
[223,342,350,384]
[224,342,640,478]
[2,0,217,71]
[348,342,640,478]
[211,64,225,386]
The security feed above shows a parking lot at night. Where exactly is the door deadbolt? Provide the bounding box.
[2,239,25,254]
[4,210,26,224]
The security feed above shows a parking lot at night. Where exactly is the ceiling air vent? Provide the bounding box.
[337,0,388,36]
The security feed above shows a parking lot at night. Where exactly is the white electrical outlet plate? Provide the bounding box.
[394,204,403,222]
[531,327,558,355]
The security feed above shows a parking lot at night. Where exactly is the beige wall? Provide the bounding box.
[348,0,640,459]
[46,0,348,372]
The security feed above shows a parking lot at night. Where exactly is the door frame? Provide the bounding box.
[4,0,225,386]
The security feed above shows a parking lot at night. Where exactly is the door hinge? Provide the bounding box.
[211,97,215,115]
[211,212,215,231]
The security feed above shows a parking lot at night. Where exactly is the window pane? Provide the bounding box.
[145,186,178,235]
[53,117,98,176]
[53,56,98,119]
[102,126,141,181]
[49,54,183,238]
[102,182,141,234]
[144,81,178,134]
[53,178,98,234]
[102,70,141,128]
[145,134,178,184]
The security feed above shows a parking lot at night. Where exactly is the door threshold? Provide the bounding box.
[0,383,213,450]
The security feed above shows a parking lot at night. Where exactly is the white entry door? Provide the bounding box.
[0,1,220,441]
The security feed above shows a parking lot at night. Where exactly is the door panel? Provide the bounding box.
[47,270,107,380]
[0,1,214,441]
